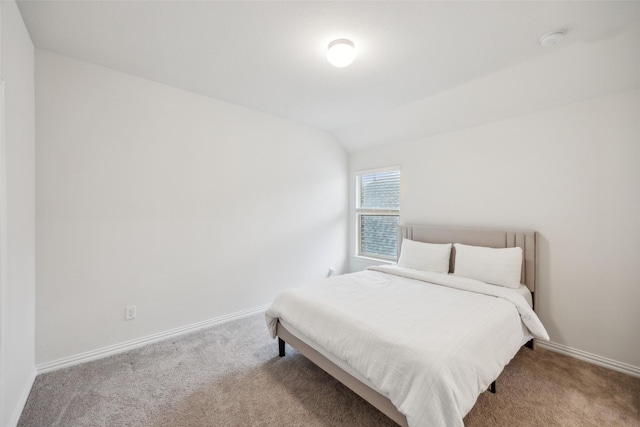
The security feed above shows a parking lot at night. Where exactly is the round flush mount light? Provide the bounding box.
[539,31,565,47]
[327,39,356,68]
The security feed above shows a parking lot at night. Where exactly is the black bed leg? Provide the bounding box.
[525,339,534,350]
[489,381,496,394]
[278,337,286,357]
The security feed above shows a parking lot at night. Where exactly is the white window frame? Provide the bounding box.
[355,166,400,261]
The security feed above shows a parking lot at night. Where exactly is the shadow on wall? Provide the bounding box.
[536,233,560,344]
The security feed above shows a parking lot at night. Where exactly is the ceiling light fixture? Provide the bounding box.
[539,31,565,47]
[327,39,356,68]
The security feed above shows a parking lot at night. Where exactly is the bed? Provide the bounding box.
[265,224,549,427]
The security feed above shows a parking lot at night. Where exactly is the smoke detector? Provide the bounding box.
[539,31,565,47]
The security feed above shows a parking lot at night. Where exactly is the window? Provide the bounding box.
[356,167,400,261]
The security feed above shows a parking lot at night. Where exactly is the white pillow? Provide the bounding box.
[453,243,523,288]
[397,239,451,274]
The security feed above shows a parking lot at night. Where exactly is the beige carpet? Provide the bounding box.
[19,313,640,426]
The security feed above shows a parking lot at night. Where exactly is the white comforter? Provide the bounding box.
[265,265,549,427]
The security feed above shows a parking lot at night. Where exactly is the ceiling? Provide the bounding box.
[16,1,640,152]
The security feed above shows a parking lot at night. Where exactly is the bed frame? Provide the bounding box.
[275,224,538,427]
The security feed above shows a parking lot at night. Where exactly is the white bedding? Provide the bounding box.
[265,265,549,427]
[514,283,534,308]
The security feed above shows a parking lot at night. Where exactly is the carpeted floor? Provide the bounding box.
[19,313,640,427]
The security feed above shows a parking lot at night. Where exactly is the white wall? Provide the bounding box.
[0,0,36,425]
[350,89,640,370]
[35,50,348,364]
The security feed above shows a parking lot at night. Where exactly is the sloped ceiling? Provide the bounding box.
[17,1,640,152]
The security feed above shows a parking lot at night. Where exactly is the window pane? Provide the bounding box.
[358,170,400,210]
[360,215,399,259]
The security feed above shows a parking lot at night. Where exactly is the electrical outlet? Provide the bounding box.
[125,306,136,320]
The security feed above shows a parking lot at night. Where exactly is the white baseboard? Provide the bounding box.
[34,310,640,381]
[36,304,270,374]
[7,368,36,427]
[536,340,640,378]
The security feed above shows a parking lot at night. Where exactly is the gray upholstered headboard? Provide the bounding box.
[398,224,537,294]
